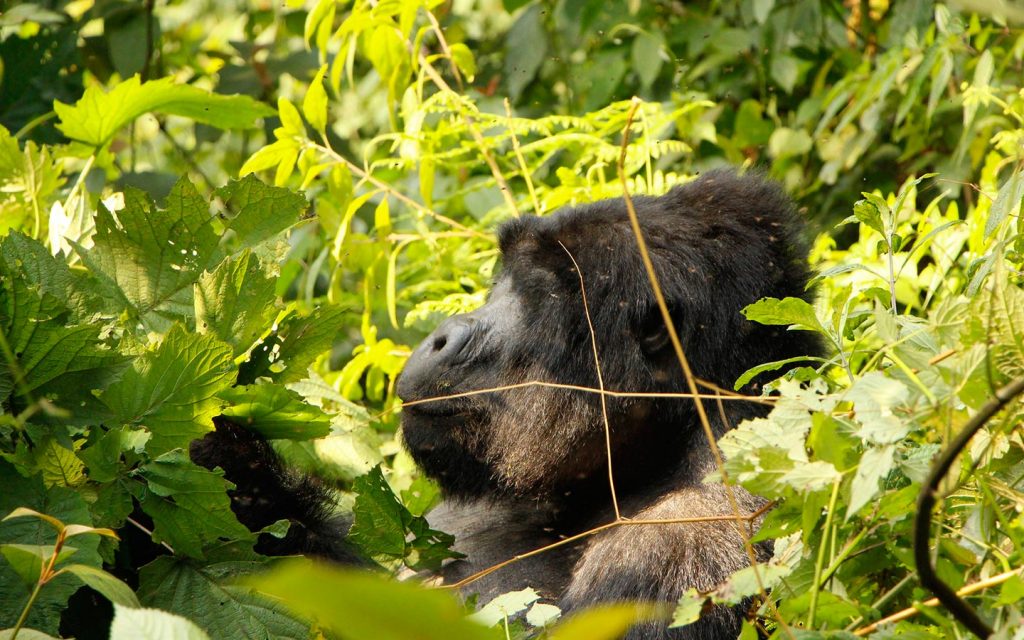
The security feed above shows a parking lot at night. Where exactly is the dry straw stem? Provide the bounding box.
[853,567,1023,635]
[559,240,621,519]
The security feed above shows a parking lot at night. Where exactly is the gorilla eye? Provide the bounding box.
[639,315,672,354]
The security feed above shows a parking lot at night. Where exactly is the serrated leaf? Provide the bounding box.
[219,383,331,440]
[470,588,541,626]
[847,444,896,520]
[136,450,254,558]
[63,563,140,607]
[75,178,218,326]
[303,65,329,135]
[54,76,274,148]
[271,306,347,383]
[194,250,277,357]
[243,560,494,640]
[852,198,885,236]
[987,279,1024,378]
[110,605,211,640]
[101,326,234,456]
[845,372,911,444]
[216,175,308,251]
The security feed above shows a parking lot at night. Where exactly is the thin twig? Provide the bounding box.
[504,98,542,215]
[559,241,620,519]
[854,567,1023,636]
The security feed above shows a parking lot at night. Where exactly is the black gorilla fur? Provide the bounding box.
[194,170,819,640]
[396,170,819,638]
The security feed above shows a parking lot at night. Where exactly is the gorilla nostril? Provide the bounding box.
[433,336,448,352]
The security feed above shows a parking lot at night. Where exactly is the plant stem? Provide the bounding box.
[808,478,841,629]
[10,580,44,640]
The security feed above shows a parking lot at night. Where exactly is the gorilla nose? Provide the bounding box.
[425,316,474,364]
[398,315,476,400]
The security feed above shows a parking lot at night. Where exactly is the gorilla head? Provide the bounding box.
[399,169,816,502]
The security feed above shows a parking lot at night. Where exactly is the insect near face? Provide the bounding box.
[397,169,821,639]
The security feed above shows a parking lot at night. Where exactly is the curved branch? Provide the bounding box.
[914,376,1024,638]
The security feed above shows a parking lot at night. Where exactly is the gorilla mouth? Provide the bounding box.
[401,398,470,419]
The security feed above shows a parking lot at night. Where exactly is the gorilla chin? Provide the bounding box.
[397,169,821,640]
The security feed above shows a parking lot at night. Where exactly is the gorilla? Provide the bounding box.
[396,169,819,638]
[193,169,818,639]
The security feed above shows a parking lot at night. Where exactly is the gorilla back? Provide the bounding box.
[398,170,820,639]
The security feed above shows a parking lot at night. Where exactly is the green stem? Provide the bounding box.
[808,478,841,629]
[10,580,44,640]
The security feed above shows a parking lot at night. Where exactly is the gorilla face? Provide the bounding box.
[398,170,816,501]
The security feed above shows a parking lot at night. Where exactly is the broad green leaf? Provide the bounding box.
[526,602,562,627]
[767,127,812,159]
[1,544,76,584]
[852,198,885,236]
[711,563,789,605]
[239,139,300,177]
[194,250,277,357]
[271,306,347,384]
[0,463,102,633]
[0,249,124,409]
[470,588,541,626]
[243,560,496,640]
[75,178,218,326]
[347,466,460,570]
[549,603,666,640]
[0,231,99,320]
[136,450,254,558]
[54,76,274,148]
[101,325,234,456]
[110,605,210,640]
[302,65,329,136]
[987,279,1024,378]
[63,563,140,607]
[742,297,823,332]
[845,372,911,444]
[215,175,308,251]
[505,4,547,101]
[219,383,331,440]
[847,444,896,520]
[670,589,705,628]
[632,32,664,89]
[449,43,477,81]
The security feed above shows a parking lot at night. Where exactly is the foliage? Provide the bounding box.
[0,0,1024,638]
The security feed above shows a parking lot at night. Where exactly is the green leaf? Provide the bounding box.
[852,198,885,236]
[767,127,812,159]
[216,175,308,251]
[54,76,274,148]
[847,444,896,520]
[845,372,911,444]
[670,589,705,628]
[270,306,347,383]
[0,463,102,633]
[243,560,496,640]
[101,326,234,456]
[505,4,547,101]
[549,603,667,640]
[302,65,329,136]
[110,605,211,640]
[75,178,218,326]
[752,0,775,23]
[987,169,1023,237]
[138,557,306,640]
[449,43,477,82]
[347,466,460,571]
[1,544,75,584]
[219,383,331,440]
[136,450,254,558]
[742,297,823,332]
[0,630,61,640]
[194,250,277,357]
[470,588,541,626]
[63,563,140,607]
[632,32,664,89]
